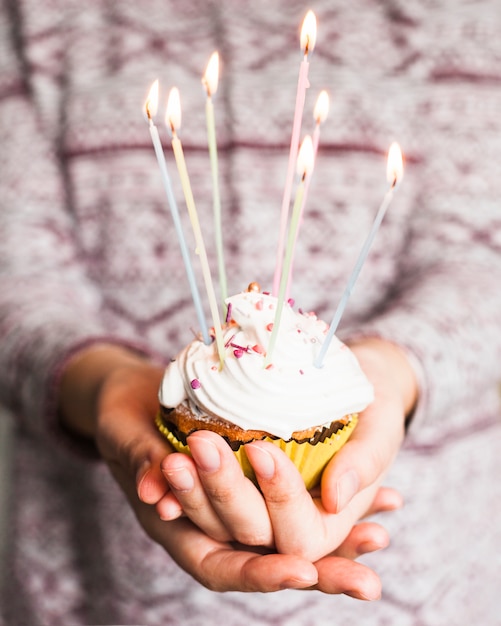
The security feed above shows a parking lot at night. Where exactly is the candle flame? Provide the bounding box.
[300,10,317,55]
[313,90,329,124]
[387,142,404,187]
[296,135,315,178]
[166,87,182,132]
[144,80,159,121]
[203,51,219,97]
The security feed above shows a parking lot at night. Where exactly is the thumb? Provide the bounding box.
[320,400,405,514]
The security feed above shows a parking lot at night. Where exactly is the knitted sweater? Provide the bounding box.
[1,1,501,624]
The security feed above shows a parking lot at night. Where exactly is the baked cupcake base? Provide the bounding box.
[155,407,358,490]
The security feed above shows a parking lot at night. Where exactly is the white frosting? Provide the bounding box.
[159,291,374,440]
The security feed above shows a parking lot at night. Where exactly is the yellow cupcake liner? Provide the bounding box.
[156,412,358,490]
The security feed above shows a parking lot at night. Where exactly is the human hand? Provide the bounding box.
[158,429,402,596]
[58,343,403,596]
[93,358,393,596]
[320,337,418,514]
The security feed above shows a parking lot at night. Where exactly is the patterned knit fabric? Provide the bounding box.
[1,0,501,624]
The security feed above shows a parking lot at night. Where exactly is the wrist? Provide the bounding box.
[58,343,150,439]
[347,336,418,420]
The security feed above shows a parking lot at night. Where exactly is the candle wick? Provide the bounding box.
[145,102,153,121]
[203,80,212,99]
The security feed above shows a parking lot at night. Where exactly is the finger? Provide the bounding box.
[244,440,323,559]
[114,455,319,593]
[321,399,404,514]
[155,490,184,521]
[313,556,382,600]
[187,431,274,547]
[160,451,233,542]
[246,440,383,562]
[199,544,319,592]
[364,486,403,516]
[332,522,390,560]
[97,368,173,505]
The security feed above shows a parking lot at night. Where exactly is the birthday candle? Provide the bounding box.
[272,10,317,296]
[265,136,315,367]
[166,87,226,367]
[203,51,228,311]
[314,142,404,368]
[286,90,330,298]
[143,81,210,344]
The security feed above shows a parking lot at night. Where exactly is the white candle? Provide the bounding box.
[314,142,404,368]
[144,81,210,345]
[166,87,226,367]
[203,51,228,311]
[265,136,315,367]
[272,10,317,296]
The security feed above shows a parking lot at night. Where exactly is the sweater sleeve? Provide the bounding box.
[0,10,156,444]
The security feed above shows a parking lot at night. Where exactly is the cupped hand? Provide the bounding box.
[321,337,418,513]
[159,430,398,563]
[94,360,392,596]
[59,344,403,596]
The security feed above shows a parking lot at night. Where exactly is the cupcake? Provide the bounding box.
[156,288,373,489]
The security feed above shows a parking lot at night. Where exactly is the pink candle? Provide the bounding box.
[272,10,317,296]
[286,90,329,298]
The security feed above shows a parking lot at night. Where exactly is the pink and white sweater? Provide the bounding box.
[1,1,501,624]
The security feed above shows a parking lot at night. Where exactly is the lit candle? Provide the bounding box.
[272,10,317,296]
[265,135,315,367]
[286,90,330,298]
[314,142,404,368]
[202,51,228,311]
[143,81,210,344]
[165,87,226,367]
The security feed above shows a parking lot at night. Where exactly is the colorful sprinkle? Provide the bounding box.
[299,369,304,375]
[225,302,233,323]
[252,344,266,355]
[255,299,264,310]
[265,363,274,370]
[190,379,201,390]
[287,298,295,307]
[233,348,245,358]
[210,365,218,371]
[266,323,274,332]
[230,342,249,352]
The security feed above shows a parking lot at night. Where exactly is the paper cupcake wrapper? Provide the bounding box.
[156,413,358,490]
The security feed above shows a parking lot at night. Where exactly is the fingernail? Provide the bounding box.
[281,575,317,590]
[356,540,387,556]
[187,436,221,473]
[346,588,381,601]
[164,466,194,492]
[136,460,151,486]
[336,469,359,511]
[245,443,275,479]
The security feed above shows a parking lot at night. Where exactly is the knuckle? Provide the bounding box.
[204,485,235,505]
[233,527,270,547]
[263,482,305,508]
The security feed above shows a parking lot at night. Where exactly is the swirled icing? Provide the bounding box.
[159,291,373,439]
